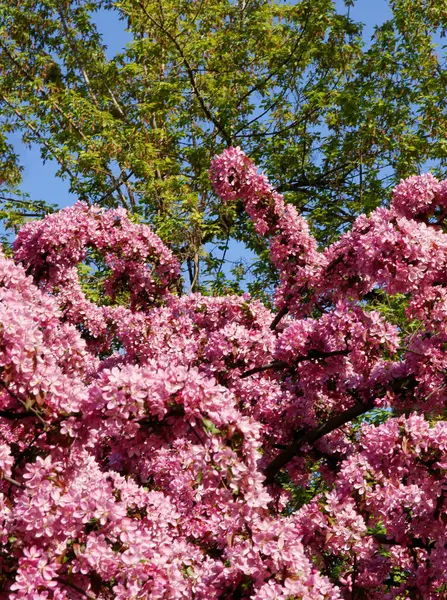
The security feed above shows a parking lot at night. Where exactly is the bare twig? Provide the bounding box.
[97,170,134,204]
[2,474,23,488]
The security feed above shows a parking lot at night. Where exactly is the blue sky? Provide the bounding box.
[335,0,392,40]
[11,0,395,214]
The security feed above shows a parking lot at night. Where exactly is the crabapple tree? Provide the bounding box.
[0,149,445,599]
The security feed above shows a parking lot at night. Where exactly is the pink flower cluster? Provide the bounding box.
[296,415,447,598]
[391,172,447,220]
[210,147,325,314]
[14,202,180,351]
[323,207,447,299]
[0,152,445,598]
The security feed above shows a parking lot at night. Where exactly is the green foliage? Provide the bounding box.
[384,566,411,588]
[279,463,325,515]
[0,186,56,249]
[350,407,393,439]
[363,290,423,338]
[202,416,221,436]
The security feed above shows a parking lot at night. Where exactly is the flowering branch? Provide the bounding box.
[263,400,375,484]
[0,152,444,598]
[241,349,350,378]
[55,577,97,599]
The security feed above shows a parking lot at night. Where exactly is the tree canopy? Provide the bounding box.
[1,0,447,295]
[0,2,446,596]
[0,152,445,598]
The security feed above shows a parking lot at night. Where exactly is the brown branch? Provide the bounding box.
[6,212,48,218]
[374,533,433,550]
[233,84,290,137]
[0,195,52,210]
[270,305,288,331]
[277,162,355,193]
[235,61,342,142]
[0,409,35,420]
[186,257,195,289]
[241,361,288,378]
[434,488,446,521]
[0,380,48,427]
[97,170,134,204]
[55,577,97,599]
[242,349,349,378]
[190,251,200,293]
[137,404,185,427]
[263,400,374,484]
[235,105,320,140]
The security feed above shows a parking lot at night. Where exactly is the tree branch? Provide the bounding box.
[55,577,97,599]
[0,409,35,420]
[1,96,78,185]
[241,361,288,378]
[263,400,374,484]
[374,533,434,550]
[0,380,48,427]
[242,349,349,378]
[1,474,23,488]
[137,1,232,145]
[234,3,312,109]
[1,42,133,209]
[270,305,289,330]
[277,161,355,193]
[97,170,134,204]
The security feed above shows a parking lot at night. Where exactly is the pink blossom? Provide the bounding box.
[0,154,445,598]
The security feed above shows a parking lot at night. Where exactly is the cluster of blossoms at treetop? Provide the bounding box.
[0,147,445,599]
